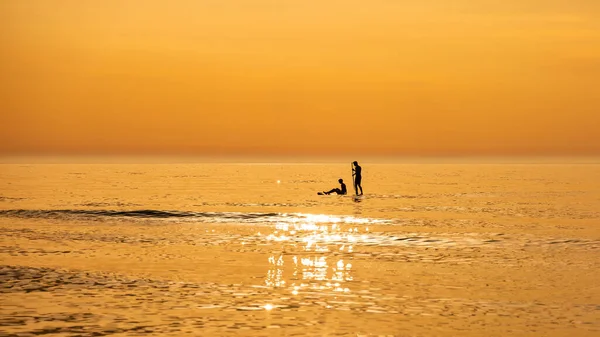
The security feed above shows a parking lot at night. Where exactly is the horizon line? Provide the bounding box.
[1,154,599,164]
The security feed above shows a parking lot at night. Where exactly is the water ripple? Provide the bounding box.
[0,209,391,225]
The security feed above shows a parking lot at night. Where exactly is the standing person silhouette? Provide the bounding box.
[352,161,363,195]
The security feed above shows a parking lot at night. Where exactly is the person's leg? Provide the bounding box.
[356,177,363,195]
[324,188,337,195]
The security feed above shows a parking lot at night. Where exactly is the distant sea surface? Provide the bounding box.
[1,159,599,336]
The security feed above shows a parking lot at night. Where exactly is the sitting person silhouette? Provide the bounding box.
[319,179,347,195]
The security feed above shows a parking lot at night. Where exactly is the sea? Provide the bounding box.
[1,158,599,336]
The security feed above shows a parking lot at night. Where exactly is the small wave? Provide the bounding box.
[0,209,279,222]
[0,209,391,225]
[0,196,26,202]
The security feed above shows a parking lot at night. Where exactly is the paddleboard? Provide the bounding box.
[317,192,362,198]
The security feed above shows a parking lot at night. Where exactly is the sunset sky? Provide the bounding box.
[1,0,599,156]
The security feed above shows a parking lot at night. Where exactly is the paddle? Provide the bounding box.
[352,162,358,195]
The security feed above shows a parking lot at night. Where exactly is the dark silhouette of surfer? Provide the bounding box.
[319,179,347,195]
[352,161,363,195]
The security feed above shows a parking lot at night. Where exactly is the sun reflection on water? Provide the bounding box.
[262,214,371,295]
[266,254,353,294]
[265,214,372,253]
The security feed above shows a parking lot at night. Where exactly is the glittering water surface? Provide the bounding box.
[1,161,599,336]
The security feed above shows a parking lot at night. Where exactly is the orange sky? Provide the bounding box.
[1,0,599,156]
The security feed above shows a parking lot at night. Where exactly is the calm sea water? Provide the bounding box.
[2,161,599,220]
[1,160,599,336]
